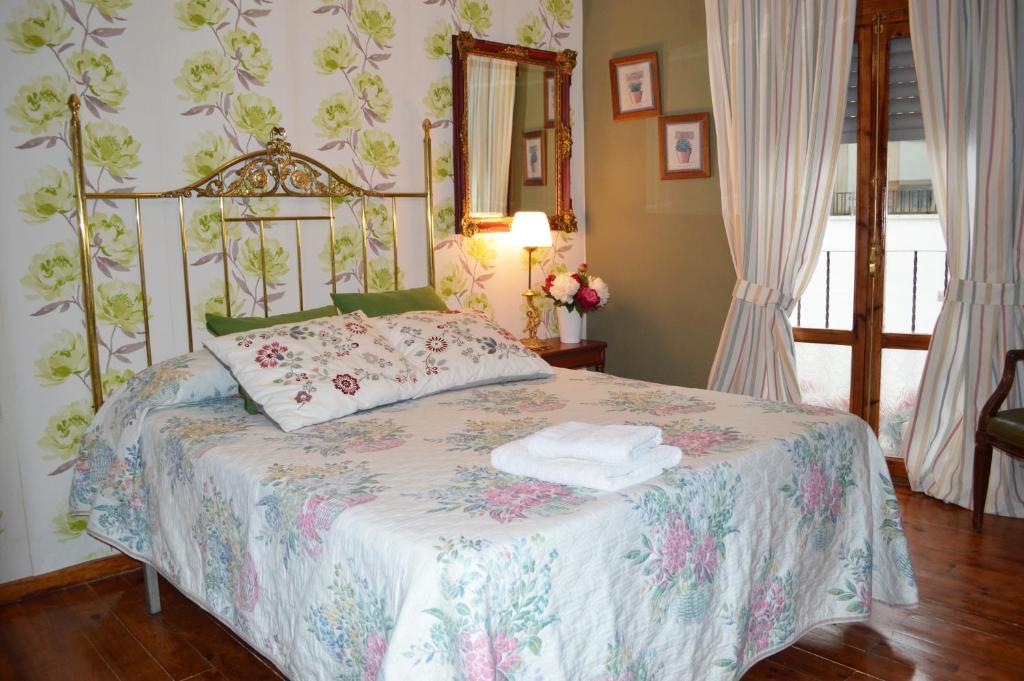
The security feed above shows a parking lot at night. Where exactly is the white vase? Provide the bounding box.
[557,307,583,344]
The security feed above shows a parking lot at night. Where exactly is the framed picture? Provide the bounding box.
[659,113,711,180]
[523,130,546,185]
[544,70,556,128]
[609,52,660,120]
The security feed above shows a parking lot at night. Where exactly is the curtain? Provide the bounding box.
[903,0,1024,516]
[705,0,856,402]
[466,55,517,216]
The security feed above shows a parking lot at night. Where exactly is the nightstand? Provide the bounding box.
[534,338,607,372]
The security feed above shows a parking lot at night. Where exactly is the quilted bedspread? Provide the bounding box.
[70,351,918,680]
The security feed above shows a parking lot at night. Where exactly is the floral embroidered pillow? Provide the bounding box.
[204,312,419,432]
[376,310,554,399]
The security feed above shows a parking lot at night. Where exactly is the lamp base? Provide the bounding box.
[521,288,548,350]
[520,335,550,351]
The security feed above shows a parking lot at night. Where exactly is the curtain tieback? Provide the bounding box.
[947,279,1024,306]
[732,279,797,315]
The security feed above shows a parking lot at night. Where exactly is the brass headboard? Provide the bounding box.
[67,95,436,412]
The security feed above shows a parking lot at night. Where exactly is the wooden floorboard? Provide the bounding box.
[0,488,1021,680]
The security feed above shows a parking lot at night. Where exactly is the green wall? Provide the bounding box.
[583,0,734,388]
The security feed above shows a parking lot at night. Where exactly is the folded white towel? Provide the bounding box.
[491,440,681,492]
[525,422,663,464]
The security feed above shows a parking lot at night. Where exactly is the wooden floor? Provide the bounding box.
[1,488,1022,680]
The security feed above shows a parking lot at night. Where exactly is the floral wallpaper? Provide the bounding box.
[0,0,584,582]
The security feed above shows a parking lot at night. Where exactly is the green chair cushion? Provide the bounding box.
[205,305,338,414]
[986,408,1024,445]
[330,286,448,317]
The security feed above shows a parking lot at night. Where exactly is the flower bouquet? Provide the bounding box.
[541,264,609,343]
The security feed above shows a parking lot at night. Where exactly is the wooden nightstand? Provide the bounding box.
[533,338,607,371]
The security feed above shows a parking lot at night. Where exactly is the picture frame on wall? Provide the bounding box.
[659,112,711,180]
[609,52,660,120]
[544,70,556,128]
[523,130,546,185]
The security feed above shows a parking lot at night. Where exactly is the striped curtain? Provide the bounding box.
[467,55,517,216]
[704,0,856,401]
[903,0,1024,517]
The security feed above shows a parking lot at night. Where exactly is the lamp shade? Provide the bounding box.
[509,211,552,248]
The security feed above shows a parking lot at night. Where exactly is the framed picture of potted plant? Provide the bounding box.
[659,112,711,179]
[523,130,546,186]
[609,52,660,120]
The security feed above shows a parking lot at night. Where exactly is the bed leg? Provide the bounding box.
[143,564,162,615]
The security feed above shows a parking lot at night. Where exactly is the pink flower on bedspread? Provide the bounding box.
[235,551,260,613]
[483,480,575,522]
[660,513,694,575]
[362,634,388,681]
[801,463,827,512]
[746,576,787,653]
[492,630,521,674]
[692,532,718,585]
[458,630,496,681]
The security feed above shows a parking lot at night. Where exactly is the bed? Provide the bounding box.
[64,95,918,680]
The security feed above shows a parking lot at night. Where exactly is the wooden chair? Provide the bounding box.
[973,349,1024,529]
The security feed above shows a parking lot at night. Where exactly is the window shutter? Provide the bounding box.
[840,38,924,144]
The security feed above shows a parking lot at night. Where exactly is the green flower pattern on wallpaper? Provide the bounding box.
[7,0,145,551]
[5,0,582,564]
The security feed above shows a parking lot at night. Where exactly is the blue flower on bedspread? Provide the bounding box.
[266,417,407,457]
[590,633,664,681]
[308,560,394,681]
[159,405,255,487]
[407,465,593,523]
[828,541,873,615]
[714,552,797,673]
[878,473,916,586]
[90,442,149,552]
[441,387,567,414]
[407,535,558,681]
[256,461,384,567]
[592,390,715,417]
[70,432,116,512]
[428,417,550,453]
[624,464,741,624]
[780,423,857,551]
[194,479,259,632]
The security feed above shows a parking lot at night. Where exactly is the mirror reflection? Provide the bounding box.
[466,56,557,219]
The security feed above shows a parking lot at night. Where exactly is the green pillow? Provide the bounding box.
[205,305,338,414]
[330,286,448,317]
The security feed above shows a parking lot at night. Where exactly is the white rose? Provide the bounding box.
[590,276,610,305]
[549,273,580,304]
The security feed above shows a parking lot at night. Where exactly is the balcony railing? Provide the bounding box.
[830,188,937,216]
[795,248,948,332]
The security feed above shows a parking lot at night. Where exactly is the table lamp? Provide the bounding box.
[509,211,552,350]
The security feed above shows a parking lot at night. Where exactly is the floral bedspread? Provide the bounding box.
[71,354,918,681]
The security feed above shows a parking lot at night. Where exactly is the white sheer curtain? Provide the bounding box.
[467,55,517,216]
[704,0,856,402]
[903,0,1024,517]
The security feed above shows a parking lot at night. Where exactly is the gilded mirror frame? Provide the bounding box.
[452,32,577,236]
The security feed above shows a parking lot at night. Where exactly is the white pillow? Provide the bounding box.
[204,312,419,432]
[376,310,554,398]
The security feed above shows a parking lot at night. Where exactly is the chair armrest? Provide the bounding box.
[978,349,1024,436]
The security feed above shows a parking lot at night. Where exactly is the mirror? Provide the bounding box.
[453,33,577,236]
